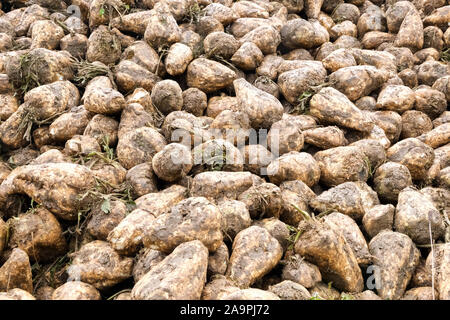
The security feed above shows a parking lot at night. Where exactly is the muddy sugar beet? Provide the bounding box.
[0,0,448,301]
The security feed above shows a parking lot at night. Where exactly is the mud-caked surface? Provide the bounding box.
[67,240,133,290]
[0,248,32,293]
[142,197,223,253]
[294,220,364,293]
[226,226,283,288]
[131,240,208,300]
[7,207,67,262]
[368,230,420,300]
[51,281,101,300]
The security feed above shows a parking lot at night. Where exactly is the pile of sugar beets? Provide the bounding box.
[0,0,448,301]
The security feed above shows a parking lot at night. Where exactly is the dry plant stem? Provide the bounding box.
[429,212,435,301]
